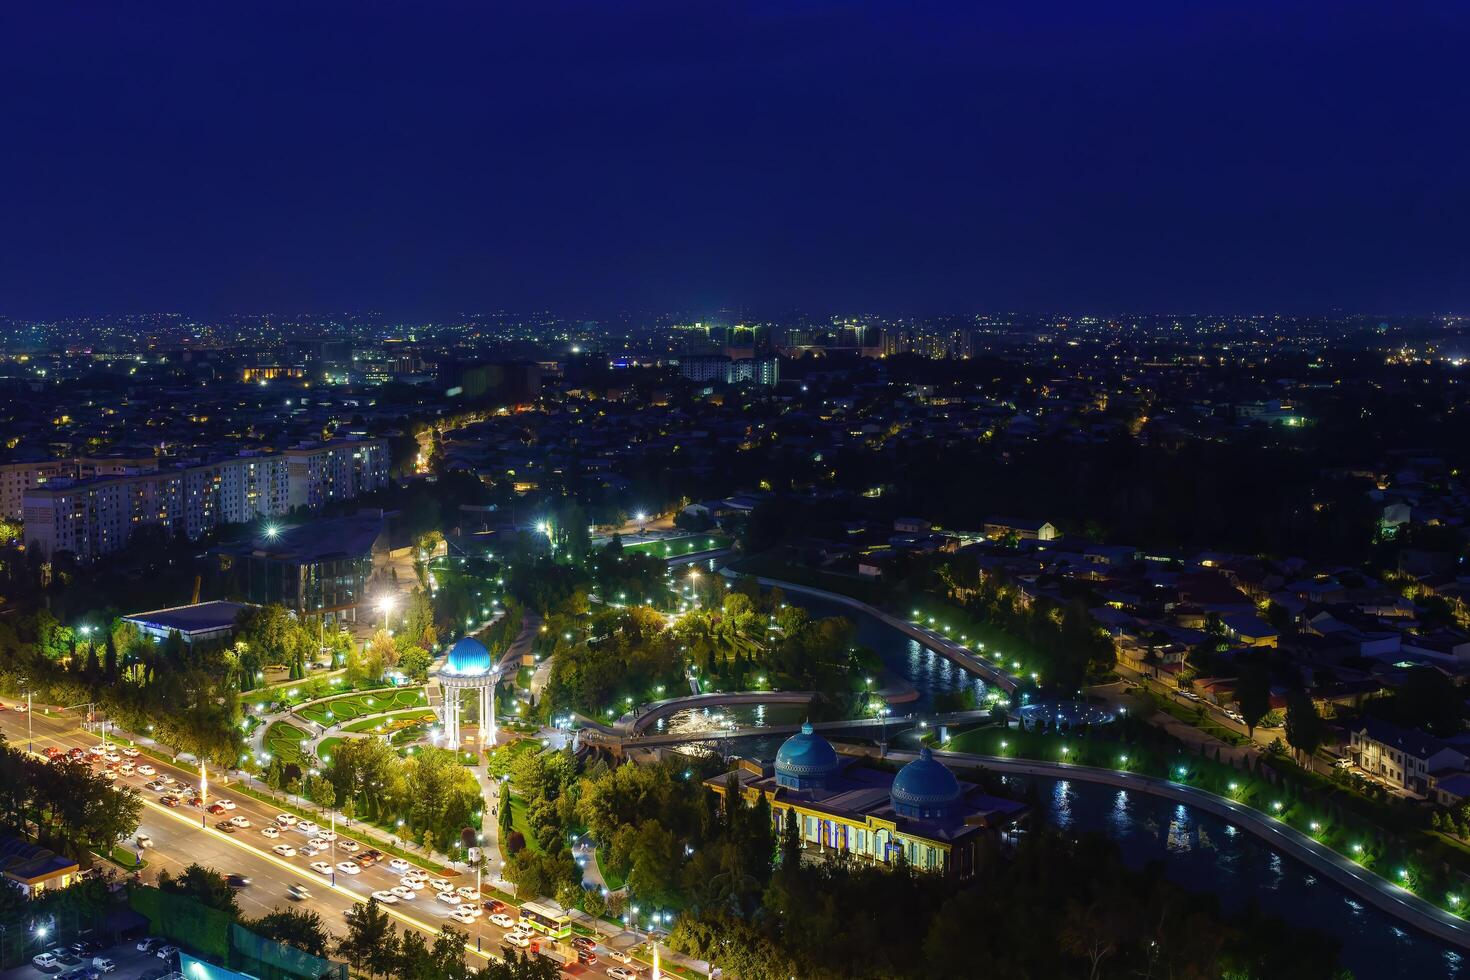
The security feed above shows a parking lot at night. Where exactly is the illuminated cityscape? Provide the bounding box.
[1,3,1469,980]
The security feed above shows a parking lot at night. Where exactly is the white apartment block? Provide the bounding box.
[285,440,390,510]
[20,440,387,562]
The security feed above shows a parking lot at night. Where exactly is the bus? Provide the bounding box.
[518,901,572,940]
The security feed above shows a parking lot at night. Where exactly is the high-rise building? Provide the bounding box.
[21,439,388,562]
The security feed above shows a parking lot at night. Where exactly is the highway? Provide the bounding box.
[0,703,645,978]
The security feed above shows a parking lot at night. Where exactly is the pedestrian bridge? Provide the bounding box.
[616,689,816,735]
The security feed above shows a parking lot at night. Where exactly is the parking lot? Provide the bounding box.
[1,940,173,980]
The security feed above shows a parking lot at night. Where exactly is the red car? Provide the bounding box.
[207,803,228,815]
[44,747,62,759]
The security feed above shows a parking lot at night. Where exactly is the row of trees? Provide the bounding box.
[340,899,558,979]
[0,736,142,858]
[670,817,1348,979]
[322,739,482,853]
[674,581,874,702]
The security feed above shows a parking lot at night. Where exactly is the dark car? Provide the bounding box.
[159,795,181,807]
[484,899,507,913]
[215,821,238,833]
[576,949,598,966]
[571,936,596,952]
[138,969,170,980]
[56,951,82,966]
[226,873,252,888]
[69,941,100,957]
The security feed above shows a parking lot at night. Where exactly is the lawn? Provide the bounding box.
[1145,689,1250,746]
[499,793,541,856]
[105,844,148,871]
[297,688,426,727]
[263,721,312,764]
[342,709,437,734]
[623,533,731,558]
[595,848,626,891]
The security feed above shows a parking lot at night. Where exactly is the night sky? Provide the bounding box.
[3,1,1468,317]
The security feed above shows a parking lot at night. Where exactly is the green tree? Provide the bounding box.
[1285,690,1326,764]
[157,864,240,918]
[245,908,329,957]
[1235,664,1272,739]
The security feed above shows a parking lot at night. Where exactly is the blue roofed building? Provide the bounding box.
[709,725,1026,878]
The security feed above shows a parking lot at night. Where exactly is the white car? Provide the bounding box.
[435,890,460,906]
[317,829,336,841]
[272,844,298,857]
[119,762,135,775]
[32,953,59,970]
[276,814,298,827]
[230,815,251,828]
[607,969,639,980]
[388,858,410,872]
[136,833,153,849]
[448,907,478,925]
[89,743,107,755]
[456,886,479,900]
[296,820,319,835]
[104,751,121,763]
[136,764,156,776]
[122,747,140,758]
[489,912,515,929]
[308,837,330,850]
[217,799,237,811]
[336,861,360,875]
[371,890,398,904]
[426,878,453,893]
[309,861,333,875]
[503,931,530,948]
[337,840,360,854]
[390,885,417,900]
[260,826,280,839]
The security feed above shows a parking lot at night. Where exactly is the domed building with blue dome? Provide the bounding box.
[708,726,1026,879]
[434,636,500,748]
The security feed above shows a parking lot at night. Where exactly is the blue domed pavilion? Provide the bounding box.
[443,636,492,676]
[774,723,841,790]
[434,636,498,748]
[890,748,963,820]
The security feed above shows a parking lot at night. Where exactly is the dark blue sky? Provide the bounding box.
[3,1,1467,317]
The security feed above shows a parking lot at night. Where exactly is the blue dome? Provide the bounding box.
[891,748,962,819]
[444,637,493,676]
[775,723,840,790]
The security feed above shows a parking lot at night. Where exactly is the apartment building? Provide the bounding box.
[21,440,387,561]
[285,440,390,510]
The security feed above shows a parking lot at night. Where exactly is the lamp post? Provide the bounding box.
[377,595,398,630]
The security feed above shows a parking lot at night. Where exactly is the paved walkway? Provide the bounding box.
[902,747,1470,952]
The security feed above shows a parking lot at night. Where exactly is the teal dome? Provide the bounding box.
[775,723,839,790]
[444,636,492,676]
[891,748,962,819]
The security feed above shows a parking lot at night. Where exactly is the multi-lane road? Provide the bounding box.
[0,703,649,979]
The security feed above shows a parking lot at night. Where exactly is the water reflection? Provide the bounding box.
[1026,777,1459,979]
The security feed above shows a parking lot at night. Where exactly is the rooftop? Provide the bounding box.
[123,600,253,636]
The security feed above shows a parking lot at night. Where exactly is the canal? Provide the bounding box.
[772,587,1462,976]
